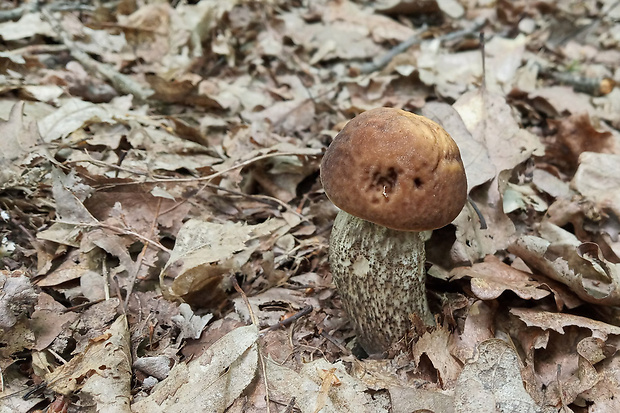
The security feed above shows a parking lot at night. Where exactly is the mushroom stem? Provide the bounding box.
[329,210,435,354]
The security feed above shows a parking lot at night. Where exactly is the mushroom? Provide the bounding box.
[321,107,467,354]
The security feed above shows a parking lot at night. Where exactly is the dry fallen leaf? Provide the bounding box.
[132,324,259,413]
[45,315,132,412]
[450,255,551,302]
[421,101,496,191]
[453,91,545,192]
[510,222,620,306]
[266,357,388,413]
[571,152,620,218]
[162,217,289,307]
[546,113,614,173]
[412,324,462,387]
[0,101,44,189]
[453,339,547,413]
[510,308,620,337]
[0,270,37,331]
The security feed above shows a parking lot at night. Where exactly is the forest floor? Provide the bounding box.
[1,0,620,412]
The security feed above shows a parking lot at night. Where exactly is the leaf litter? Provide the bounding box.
[1,0,620,412]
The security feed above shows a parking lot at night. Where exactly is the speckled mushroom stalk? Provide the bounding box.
[329,211,432,353]
[321,107,467,355]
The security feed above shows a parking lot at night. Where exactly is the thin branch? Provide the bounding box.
[124,197,162,310]
[154,149,323,184]
[53,220,170,253]
[204,183,309,223]
[41,7,154,101]
[231,277,271,413]
[480,31,486,92]
[358,17,486,74]
[468,196,487,230]
[262,305,313,332]
[73,149,321,187]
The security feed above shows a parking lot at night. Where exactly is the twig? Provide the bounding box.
[53,220,170,253]
[66,158,154,178]
[552,0,620,47]
[46,348,68,365]
[103,253,110,300]
[41,7,154,101]
[547,71,615,96]
[75,149,321,188]
[283,397,298,413]
[468,196,487,230]
[124,197,162,310]
[231,277,271,413]
[358,17,486,74]
[263,305,313,332]
[6,44,68,57]
[204,183,309,223]
[480,31,486,92]
[557,364,568,411]
[0,0,99,22]
[71,152,311,223]
[232,276,258,326]
[61,298,106,313]
[112,274,126,315]
[319,330,351,355]
[154,149,322,184]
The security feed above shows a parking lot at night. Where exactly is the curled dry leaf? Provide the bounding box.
[448,91,544,262]
[510,308,620,337]
[451,255,551,302]
[508,309,609,407]
[412,324,462,387]
[171,303,213,341]
[162,218,290,307]
[579,350,620,412]
[510,222,620,305]
[451,300,495,363]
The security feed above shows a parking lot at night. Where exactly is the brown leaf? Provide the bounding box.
[451,255,551,301]
[546,113,613,173]
[132,325,258,413]
[451,300,495,363]
[0,270,37,331]
[412,324,462,387]
[30,292,78,351]
[163,218,289,308]
[510,308,620,336]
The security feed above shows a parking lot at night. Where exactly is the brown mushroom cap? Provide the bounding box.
[321,107,467,231]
